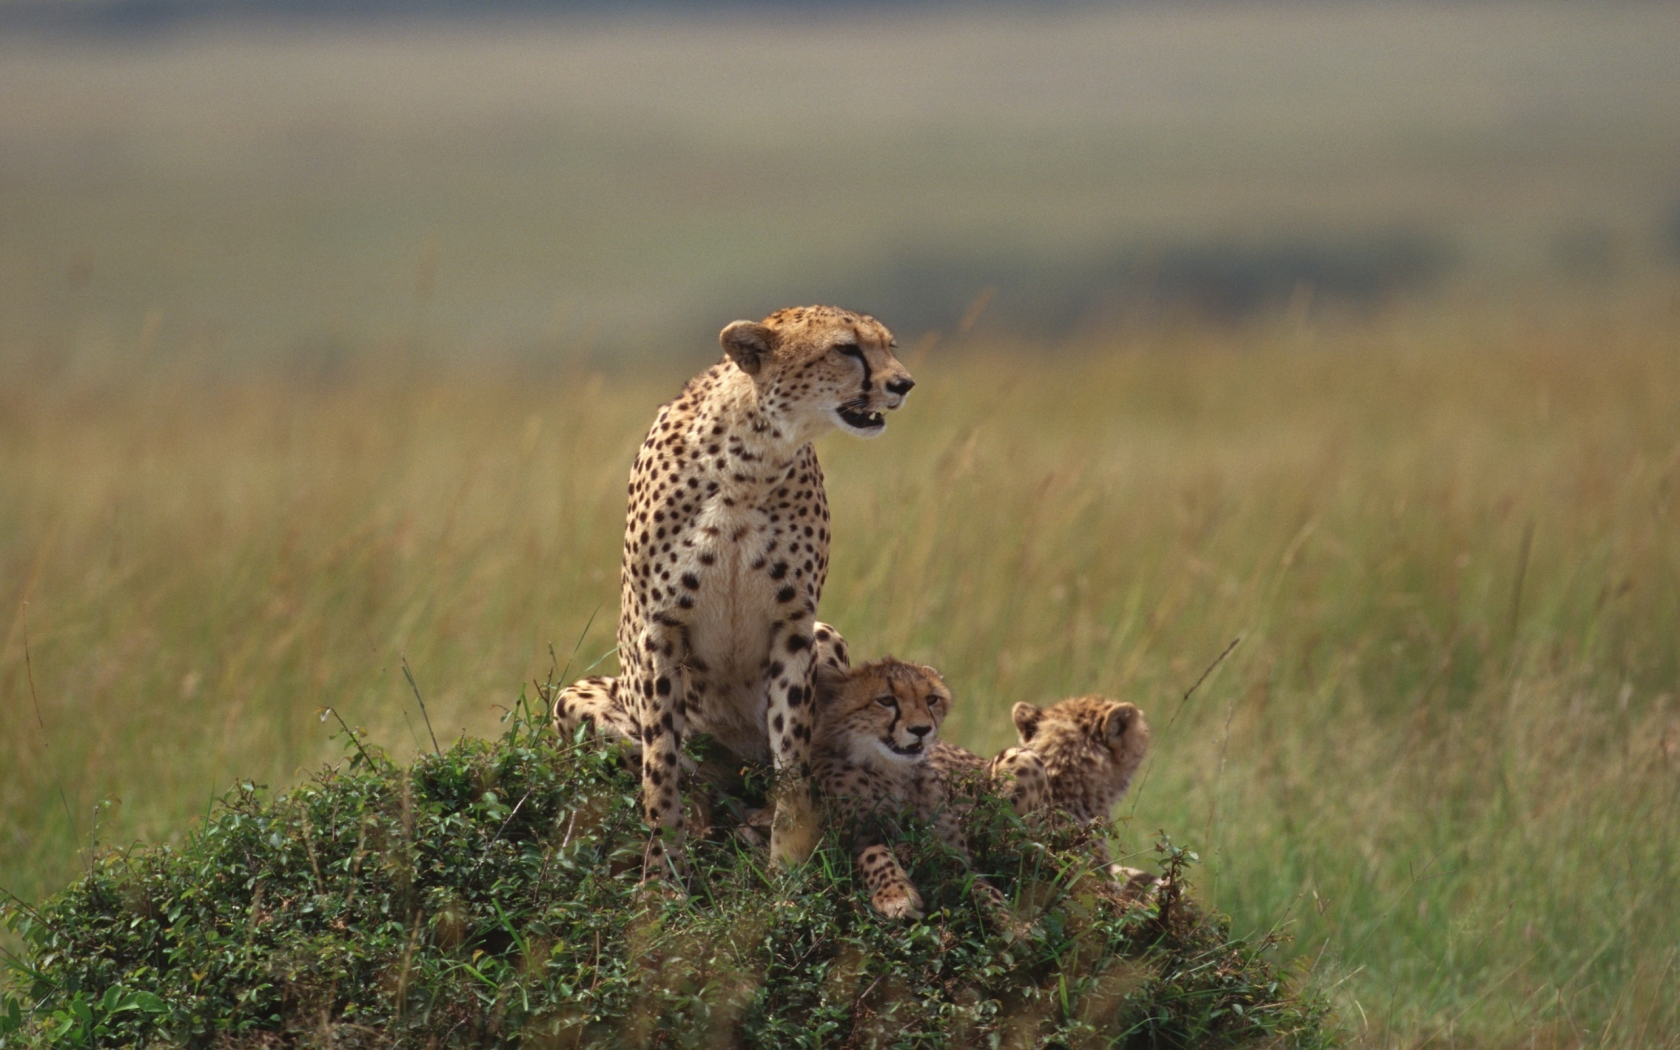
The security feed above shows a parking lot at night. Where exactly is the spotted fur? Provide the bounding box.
[1013,696,1153,888]
[926,742,1049,821]
[810,657,973,920]
[555,306,915,880]
[808,625,1048,821]
[553,620,850,762]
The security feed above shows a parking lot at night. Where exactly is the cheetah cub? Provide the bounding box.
[1012,696,1154,887]
[812,657,1003,921]
[808,625,1049,821]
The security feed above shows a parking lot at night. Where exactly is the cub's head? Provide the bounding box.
[816,657,951,767]
[1012,696,1150,820]
[718,305,915,439]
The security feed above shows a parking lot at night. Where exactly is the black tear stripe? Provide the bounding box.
[840,343,871,400]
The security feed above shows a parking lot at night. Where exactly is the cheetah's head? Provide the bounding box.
[816,657,950,767]
[719,305,915,440]
[1012,696,1150,817]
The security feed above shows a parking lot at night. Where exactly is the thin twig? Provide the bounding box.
[401,655,441,755]
[401,709,424,753]
[472,789,534,875]
[0,882,52,928]
[1167,636,1243,730]
[319,707,377,769]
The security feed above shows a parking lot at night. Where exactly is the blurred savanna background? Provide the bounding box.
[3,0,1680,1045]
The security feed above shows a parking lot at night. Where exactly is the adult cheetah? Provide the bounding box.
[562,306,915,879]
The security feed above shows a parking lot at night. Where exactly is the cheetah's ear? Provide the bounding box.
[720,320,777,376]
[1011,702,1043,744]
[1103,703,1136,743]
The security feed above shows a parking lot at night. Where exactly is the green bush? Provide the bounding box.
[1,696,1334,1048]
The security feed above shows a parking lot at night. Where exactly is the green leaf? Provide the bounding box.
[0,993,24,1034]
[131,991,169,1014]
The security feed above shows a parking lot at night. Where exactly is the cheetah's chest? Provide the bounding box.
[678,495,822,759]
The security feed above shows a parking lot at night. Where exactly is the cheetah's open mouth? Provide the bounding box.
[887,740,924,756]
[837,405,887,432]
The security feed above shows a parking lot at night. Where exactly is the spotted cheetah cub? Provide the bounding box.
[812,657,1000,921]
[1012,696,1153,886]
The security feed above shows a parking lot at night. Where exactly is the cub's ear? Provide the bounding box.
[1012,702,1043,744]
[1103,702,1138,742]
[720,320,776,376]
[918,665,951,709]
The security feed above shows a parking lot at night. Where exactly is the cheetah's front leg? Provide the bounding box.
[632,619,689,882]
[766,614,820,870]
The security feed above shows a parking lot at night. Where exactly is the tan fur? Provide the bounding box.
[809,625,1048,820]
[1011,696,1150,824]
[1013,695,1152,887]
[552,306,915,879]
[553,621,850,758]
[810,656,979,921]
[927,742,1049,821]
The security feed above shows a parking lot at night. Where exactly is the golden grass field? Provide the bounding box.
[4,288,1679,1046]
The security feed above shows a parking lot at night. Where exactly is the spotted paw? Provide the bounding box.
[872,887,926,921]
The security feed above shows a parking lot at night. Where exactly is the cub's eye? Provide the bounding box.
[834,342,863,359]
[874,695,897,708]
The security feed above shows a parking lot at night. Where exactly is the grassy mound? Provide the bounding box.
[1,698,1334,1048]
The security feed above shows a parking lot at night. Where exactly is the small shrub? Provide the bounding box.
[1,696,1334,1048]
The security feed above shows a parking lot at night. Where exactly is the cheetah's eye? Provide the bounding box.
[874,695,897,708]
[834,343,863,360]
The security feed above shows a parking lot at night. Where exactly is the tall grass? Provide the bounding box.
[4,290,1679,1046]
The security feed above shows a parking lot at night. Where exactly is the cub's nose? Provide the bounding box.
[885,376,915,396]
[908,724,932,739]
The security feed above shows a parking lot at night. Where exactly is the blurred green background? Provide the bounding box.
[4,1,1680,364]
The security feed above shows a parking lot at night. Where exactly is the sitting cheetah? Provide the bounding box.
[558,307,915,880]
[1012,696,1154,888]
[811,656,1005,921]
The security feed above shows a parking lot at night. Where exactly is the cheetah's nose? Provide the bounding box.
[885,376,915,396]
[908,724,932,739]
